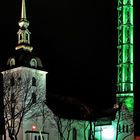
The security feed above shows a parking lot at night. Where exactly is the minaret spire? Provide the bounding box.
[15,0,33,52]
[115,0,134,139]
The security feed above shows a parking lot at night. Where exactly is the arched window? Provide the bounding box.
[11,92,15,103]
[32,77,36,86]
[34,135,37,140]
[73,128,77,140]
[38,136,41,140]
[126,124,129,133]
[10,58,15,67]
[32,92,36,104]
[20,34,22,40]
[122,124,125,133]
[30,58,37,68]
[26,34,28,40]
[10,77,15,86]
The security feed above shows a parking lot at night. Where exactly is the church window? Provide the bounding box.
[32,92,36,104]
[11,93,15,103]
[38,136,41,140]
[25,131,48,140]
[122,124,125,133]
[126,125,129,133]
[20,34,22,40]
[34,135,37,140]
[10,58,15,67]
[26,34,28,41]
[10,77,15,86]
[32,77,36,86]
[73,128,77,140]
[30,58,37,68]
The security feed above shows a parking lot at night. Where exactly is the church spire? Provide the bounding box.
[21,0,27,19]
[15,0,33,52]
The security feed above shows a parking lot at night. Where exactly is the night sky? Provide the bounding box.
[0,0,140,120]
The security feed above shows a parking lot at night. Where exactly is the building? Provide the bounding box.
[1,0,49,139]
[114,0,134,139]
[1,0,135,140]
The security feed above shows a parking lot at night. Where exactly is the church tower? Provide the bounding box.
[115,0,134,139]
[1,0,48,139]
[16,0,33,52]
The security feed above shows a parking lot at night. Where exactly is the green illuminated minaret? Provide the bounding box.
[116,0,134,139]
[117,0,133,94]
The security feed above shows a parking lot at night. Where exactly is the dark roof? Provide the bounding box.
[5,49,44,71]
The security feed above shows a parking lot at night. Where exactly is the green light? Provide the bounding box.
[116,93,134,97]
[117,0,133,93]
[116,0,134,139]
[124,97,134,112]
[102,126,115,140]
[131,7,133,24]
[130,27,133,44]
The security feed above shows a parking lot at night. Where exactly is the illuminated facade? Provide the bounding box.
[1,0,49,139]
[92,1,134,139]
[1,0,135,140]
[115,0,134,139]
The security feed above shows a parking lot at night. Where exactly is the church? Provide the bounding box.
[1,0,135,140]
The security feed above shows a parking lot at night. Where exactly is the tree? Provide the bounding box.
[2,67,46,140]
[25,101,56,140]
[48,94,95,140]
[55,117,75,140]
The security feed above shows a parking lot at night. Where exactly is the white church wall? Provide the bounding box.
[2,66,47,140]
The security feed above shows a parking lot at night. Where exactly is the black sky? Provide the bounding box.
[0,0,125,119]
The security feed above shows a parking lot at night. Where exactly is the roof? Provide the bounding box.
[5,49,44,71]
